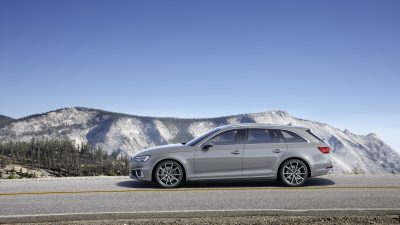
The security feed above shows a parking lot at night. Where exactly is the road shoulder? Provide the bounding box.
[1,209,400,224]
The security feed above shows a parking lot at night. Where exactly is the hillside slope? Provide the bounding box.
[0,115,14,128]
[0,107,399,174]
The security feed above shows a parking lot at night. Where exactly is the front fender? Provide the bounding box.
[150,151,195,181]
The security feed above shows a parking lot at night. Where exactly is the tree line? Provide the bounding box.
[0,138,130,177]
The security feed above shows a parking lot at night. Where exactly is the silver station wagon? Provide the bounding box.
[130,124,333,188]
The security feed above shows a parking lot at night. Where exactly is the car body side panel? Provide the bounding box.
[194,143,244,178]
[243,143,287,177]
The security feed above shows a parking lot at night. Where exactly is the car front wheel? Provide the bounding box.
[154,160,183,188]
[280,159,308,187]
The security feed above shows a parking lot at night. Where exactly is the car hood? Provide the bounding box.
[135,143,192,156]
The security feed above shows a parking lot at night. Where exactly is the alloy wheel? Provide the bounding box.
[155,161,183,188]
[280,159,308,186]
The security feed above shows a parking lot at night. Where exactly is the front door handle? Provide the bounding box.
[231,150,241,155]
[272,149,281,153]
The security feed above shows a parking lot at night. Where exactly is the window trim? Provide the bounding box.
[197,127,310,146]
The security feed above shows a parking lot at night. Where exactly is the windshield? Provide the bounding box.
[186,127,221,146]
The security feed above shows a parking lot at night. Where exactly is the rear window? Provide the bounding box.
[278,130,307,143]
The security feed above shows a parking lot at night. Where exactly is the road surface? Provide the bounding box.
[0,175,399,223]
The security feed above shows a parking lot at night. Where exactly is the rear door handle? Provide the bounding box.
[272,149,281,153]
[231,150,241,155]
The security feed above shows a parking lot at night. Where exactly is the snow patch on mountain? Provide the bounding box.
[154,120,178,142]
[97,118,160,155]
[188,121,215,137]
[226,117,241,124]
[3,108,95,144]
[251,110,293,124]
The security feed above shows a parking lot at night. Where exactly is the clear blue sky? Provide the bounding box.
[1,1,399,151]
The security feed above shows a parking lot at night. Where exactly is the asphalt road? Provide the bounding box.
[0,175,400,222]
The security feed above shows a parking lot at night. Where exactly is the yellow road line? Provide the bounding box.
[1,186,400,196]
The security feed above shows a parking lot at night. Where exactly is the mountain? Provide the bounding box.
[0,115,14,128]
[0,107,399,174]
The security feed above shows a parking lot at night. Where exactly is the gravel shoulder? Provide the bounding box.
[14,215,400,225]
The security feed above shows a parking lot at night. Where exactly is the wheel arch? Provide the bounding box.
[277,157,312,179]
[151,158,187,182]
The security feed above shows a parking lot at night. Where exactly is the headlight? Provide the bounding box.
[133,155,150,162]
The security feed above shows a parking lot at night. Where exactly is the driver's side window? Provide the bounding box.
[207,130,242,146]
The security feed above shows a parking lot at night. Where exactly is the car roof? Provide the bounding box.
[218,123,309,130]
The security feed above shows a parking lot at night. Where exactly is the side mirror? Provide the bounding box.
[202,143,214,150]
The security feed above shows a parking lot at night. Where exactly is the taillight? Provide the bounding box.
[318,147,330,154]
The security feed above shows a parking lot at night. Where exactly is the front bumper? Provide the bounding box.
[130,162,153,182]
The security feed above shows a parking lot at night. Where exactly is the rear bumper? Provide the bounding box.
[312,166,333,176]
[310,154,333,177]
[311,164,333,177]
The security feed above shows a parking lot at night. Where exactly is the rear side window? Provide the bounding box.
[278,130,307,143]
[247,129,283,144]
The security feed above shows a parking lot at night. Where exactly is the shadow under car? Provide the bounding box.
[117,177,335,189]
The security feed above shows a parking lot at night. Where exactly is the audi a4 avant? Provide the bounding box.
[130,124,333,188]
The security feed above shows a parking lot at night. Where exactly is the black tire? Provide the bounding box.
[154,160,183,188]
[279,159,308,187]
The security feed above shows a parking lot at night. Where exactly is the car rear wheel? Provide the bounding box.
[279,159,308,187]
[154,160,183,188]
